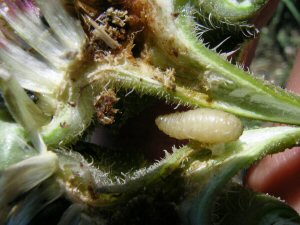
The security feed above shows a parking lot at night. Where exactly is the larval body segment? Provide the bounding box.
[155,108,243,144]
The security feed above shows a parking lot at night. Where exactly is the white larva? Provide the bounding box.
[155,108,243,144]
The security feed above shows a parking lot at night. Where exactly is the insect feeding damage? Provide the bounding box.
[94,89,119,125]
[82,6,131,52]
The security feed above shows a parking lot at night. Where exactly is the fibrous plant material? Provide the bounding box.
[0,0,300,225]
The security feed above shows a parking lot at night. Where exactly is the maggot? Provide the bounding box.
[155,108,243,144]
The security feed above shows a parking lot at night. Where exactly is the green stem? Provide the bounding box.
[58,145,193,206]
[139,1,300,124]
[41,85,94,147]
[177,14,300,124]
[89,55,300,124]
[190,0,269,22]
[180,126,300,225]
[96,146,193,197]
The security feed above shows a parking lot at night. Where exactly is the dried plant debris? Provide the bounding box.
[94,89,119,125]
